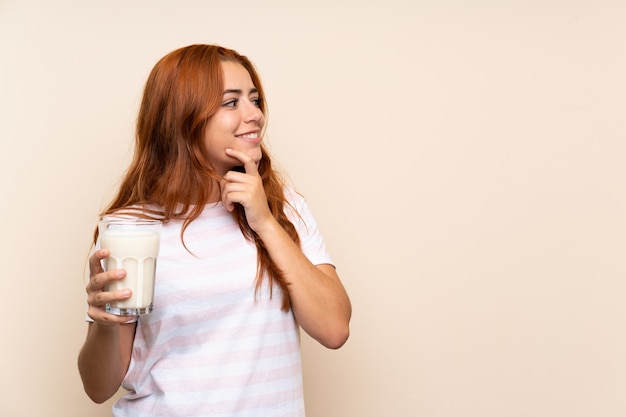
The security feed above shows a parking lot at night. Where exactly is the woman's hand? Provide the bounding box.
[86,249,133,325]
[220,148,351,349]
[80,248,137,403]
[220,148,274,233]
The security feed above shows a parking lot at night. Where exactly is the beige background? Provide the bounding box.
[1,1,625,416]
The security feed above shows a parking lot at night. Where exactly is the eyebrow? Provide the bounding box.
[223,88,259,96]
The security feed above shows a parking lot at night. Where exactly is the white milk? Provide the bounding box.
[100,228,160,314]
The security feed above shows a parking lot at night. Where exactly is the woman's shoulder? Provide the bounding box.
[283,185,309,211]
[103,204,165,220]
[283,185,302,202]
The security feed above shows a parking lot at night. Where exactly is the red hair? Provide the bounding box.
[98,44,298,311]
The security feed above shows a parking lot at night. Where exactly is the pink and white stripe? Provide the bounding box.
[111,189,333,417]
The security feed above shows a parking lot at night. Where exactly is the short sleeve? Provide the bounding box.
[284,188,334,267]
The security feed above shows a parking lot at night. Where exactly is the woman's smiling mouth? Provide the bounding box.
[236,131,261,142]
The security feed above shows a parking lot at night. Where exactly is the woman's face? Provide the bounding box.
[203,60,265,175]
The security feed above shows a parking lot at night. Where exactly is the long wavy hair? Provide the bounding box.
[96,44,299,311]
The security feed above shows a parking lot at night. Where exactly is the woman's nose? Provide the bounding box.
[243,100,263,123]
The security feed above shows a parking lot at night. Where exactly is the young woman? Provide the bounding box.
[78,44,351,416]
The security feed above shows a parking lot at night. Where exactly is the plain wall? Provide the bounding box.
[1,1,625,416]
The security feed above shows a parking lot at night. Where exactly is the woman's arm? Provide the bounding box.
[254,219,351,348]
[78,321,136,403]
[77,249,137,403]
[221,149,351,348]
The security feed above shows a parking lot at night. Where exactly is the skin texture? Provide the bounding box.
[78,61,351,404]
[204,60,265,176]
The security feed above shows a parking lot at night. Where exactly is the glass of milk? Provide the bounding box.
[98,217,162,315]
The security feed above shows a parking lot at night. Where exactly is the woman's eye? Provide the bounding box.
[223,99,238,107]
[252,97,263,107]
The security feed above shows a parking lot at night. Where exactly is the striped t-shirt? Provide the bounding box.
[112,189,333,417]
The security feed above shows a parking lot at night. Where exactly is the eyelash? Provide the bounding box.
[222,97,263,108]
